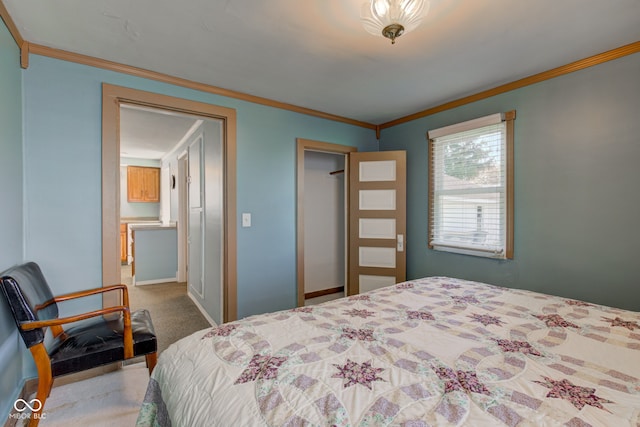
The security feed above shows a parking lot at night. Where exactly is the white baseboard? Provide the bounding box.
[133,276,177,286]
[187,292,217,327]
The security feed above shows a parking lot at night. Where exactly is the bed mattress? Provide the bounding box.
[136,276,640,426]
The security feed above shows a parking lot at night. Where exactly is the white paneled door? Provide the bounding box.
[188,134,205,298]
[349,151,406,294]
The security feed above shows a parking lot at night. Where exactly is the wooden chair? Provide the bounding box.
[0,262,157,427]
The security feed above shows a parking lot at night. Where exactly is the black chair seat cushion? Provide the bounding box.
[48,309,157,377]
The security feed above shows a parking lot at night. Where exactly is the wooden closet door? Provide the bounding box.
[348,151,406,295]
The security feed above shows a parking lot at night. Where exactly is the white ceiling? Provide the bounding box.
[4,0,640,124]
[120,105,199,159]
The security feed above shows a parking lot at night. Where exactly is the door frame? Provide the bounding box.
[186,133,205,299]
[177,151,189,283]
[102,83,238,322]
[296,138,357,307]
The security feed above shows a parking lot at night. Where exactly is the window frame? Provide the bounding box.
[427,111,515,259]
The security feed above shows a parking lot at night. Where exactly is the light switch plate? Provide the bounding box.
[242,213,251,227]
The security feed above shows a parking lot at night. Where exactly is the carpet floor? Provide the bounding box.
[122,264,213,355]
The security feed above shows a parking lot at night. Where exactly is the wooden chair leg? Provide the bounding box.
[146,352,157,374]
[29,344,53,427]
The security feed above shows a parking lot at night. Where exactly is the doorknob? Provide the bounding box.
[397,234,404,252]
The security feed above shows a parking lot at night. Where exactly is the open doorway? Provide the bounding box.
[119,104,198,280]
[116,104,218,352]
[102,84,238,325]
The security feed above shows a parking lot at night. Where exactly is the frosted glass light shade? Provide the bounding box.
[361,0,429,44]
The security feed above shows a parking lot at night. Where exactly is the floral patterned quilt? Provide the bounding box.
[136,277,640,426]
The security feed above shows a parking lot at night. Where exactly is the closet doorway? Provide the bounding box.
[297,139,407,306]
[296,139,356,306]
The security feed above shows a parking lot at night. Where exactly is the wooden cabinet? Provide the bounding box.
[120,223,128,264]
[127,166,160,202]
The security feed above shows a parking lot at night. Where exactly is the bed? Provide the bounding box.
[136,277,640,426]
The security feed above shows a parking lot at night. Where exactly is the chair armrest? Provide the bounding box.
[20,305,128,330]
[36,284,130,312]
[21,305,135,358]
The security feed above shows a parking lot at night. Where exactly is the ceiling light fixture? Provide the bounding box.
[361,0,429,45]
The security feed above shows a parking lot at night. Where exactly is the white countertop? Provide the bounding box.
[129,222,176,230]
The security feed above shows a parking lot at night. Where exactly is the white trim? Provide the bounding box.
[427,113,503,139]
[132,276,177,286]
[160,166,171,224]
[187,291,217,326]
[431,244,506,259]
[161,119,204,162]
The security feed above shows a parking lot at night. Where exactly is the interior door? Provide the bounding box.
[349,151,406,295]
[188,135,205,298]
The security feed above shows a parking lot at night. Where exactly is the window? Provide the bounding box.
[427,111,515,259]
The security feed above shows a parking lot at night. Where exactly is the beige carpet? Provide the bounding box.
[122,264,213,354]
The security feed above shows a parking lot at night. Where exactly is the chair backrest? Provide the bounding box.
[0,262,59,348]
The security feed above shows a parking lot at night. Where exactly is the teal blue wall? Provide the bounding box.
[0,17,24,420]
[133,228,177,283]
[379,52,640,311]
[22,55,378,325]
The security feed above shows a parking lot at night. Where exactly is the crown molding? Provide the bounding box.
[2,0,638,132]
[19,40,28,68]
[1,0,374,129]
[27,42,377,130]
[380,41,640,130]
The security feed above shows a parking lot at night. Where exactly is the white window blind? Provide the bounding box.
[428,113,510,258]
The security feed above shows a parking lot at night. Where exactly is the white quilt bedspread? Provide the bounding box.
[136,277,640,426]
